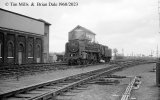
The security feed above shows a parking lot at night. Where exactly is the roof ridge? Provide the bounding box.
[69,25,96,35]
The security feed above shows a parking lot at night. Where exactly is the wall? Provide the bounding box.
[0,10,44,35]
[43,24,50,63]
[0,30,43,65]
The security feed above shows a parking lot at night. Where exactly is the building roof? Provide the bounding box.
[38,19,51,25]
[69,25,96,35]
[0,8,51,25]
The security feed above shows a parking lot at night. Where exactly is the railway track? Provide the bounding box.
[0,60,150,100]
[0,59,154,79]
[0,61,111,79]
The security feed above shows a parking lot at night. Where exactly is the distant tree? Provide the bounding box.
[113,48,118,57]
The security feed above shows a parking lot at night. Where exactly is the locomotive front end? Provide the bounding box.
[67,40,79,53]
[65,40,80,65]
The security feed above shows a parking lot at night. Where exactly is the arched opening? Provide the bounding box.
[8,42,14,57]
[7,41,14,64]
[28,44,33,57]
[0,33,4,64]
[18,43,24,65]
[36,45,41,63]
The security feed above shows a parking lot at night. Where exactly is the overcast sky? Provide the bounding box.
[0,0,160,57]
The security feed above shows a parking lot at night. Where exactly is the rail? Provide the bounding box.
[30,67,119,100]
[0,65,114,99]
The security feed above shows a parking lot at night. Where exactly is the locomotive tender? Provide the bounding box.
[65,25,112,65]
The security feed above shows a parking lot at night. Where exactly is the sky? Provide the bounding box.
[0,0,160,57]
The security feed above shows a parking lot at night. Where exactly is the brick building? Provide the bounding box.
[0,8,51,65]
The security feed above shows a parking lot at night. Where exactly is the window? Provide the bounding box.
[8,42,14,57]
[28,44,33,57]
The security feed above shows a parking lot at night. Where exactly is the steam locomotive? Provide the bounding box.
[65,25,112,65]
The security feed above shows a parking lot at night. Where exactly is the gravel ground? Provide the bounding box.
[1,63,158,100]
[56,78,130,100]
[0,64,110,94]
[56,63,159,100]
[115,63,159,100]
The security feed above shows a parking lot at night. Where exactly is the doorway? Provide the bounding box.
[18,44,24,65]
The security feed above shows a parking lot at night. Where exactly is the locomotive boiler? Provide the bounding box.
[65,25,112,65]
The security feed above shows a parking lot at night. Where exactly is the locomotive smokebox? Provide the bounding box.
[156,59,160,86]
[68,40,79,52]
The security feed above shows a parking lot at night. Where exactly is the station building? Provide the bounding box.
[0,8,51,65]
